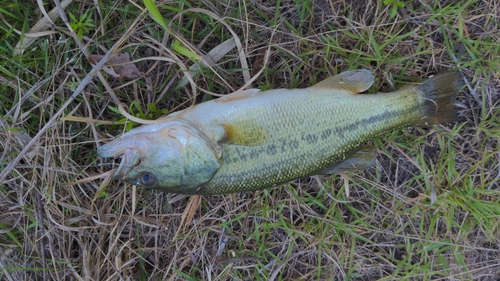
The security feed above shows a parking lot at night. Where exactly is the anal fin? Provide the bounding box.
[321,144,377,174]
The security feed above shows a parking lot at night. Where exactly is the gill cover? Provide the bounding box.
[98,120,221,193]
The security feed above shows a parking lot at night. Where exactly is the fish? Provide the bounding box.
[97,69,463,195]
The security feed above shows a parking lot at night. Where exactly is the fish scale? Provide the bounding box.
[187,89,421,194]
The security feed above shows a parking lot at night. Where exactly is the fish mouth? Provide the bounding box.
[98,142,141,180]
[113,147,141,179]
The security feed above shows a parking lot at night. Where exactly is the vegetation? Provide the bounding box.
[1,0,499,280]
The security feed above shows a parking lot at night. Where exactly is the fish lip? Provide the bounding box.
[98,141,141,180]
[97,135,144,180]
[113,153,127,179]
[112,147,141,179]
[97,140,123,158]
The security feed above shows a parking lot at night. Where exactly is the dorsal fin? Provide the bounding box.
[215,89,261,103]
[310,69,374,94]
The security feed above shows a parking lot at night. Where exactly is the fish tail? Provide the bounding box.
[413,71,464,125]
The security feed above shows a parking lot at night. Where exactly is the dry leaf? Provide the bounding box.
[174,195,201,239]
[177,38,237,88]
[88,53,141,79]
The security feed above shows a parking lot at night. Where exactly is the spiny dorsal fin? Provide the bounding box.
[215,89,261,103]
[310,69,374,94]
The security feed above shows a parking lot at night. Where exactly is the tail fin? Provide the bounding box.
[415,71,463,125]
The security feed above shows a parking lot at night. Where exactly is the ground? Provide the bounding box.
[1,0,500,280]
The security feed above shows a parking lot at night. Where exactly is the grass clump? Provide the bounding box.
[1,0,500,280]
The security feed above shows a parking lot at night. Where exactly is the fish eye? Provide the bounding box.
[138,172,156,186]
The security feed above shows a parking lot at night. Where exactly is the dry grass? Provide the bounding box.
[1,0,500,280]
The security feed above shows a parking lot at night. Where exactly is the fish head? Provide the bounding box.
[97,120,221,193]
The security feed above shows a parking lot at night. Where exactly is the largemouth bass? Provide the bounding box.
[98,69,463,194]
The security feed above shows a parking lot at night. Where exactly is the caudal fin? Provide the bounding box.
[414,71,463,125]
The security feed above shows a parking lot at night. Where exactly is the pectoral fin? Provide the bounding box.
[321,144,377,174]
[220,120,268,146]
[311,69,374,94]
